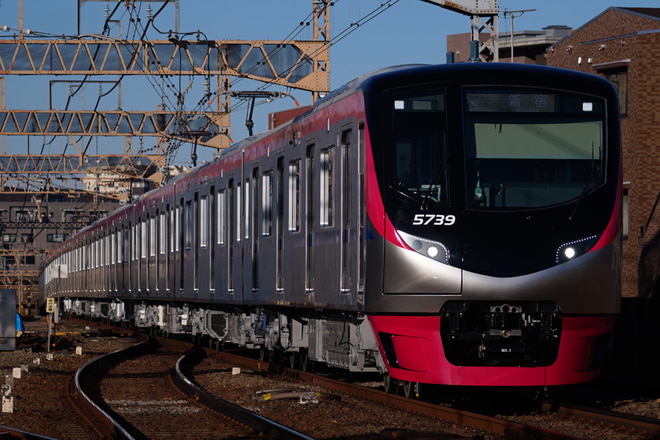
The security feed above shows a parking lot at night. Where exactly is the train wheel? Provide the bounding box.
[402,381,421,399]
[383,374,398,394]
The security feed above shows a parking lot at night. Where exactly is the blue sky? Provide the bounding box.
[1,0,659,165]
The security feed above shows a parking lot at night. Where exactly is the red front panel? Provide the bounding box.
[369,314,615,386]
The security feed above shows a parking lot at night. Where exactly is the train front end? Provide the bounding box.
[363,64,621,387]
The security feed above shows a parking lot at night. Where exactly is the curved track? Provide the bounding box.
[68,335,314,439]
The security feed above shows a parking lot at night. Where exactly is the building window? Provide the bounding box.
[594,62,629,117]
[605,68,628,116]
[47,233,69,243]
[12,208,36,222]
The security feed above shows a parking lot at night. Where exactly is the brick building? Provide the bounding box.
[546,7,660,299]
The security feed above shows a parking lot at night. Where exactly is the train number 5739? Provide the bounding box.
[412,214,456,226]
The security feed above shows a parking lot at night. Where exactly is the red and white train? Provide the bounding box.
[42,63,621,395]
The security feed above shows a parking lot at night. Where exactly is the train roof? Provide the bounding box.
[133,63,614,206]
[218,62,611,155]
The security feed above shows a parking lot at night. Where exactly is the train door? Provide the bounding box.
[197,190,212,300]
[314,141,342,305]
[207,187,216,300]
[148,211,157,294]
[157,207,168,297]
[284,156,304,301]
[213,186,230,300]
[139,214,148,296]
[276,156,285,296]
[305,144,315,297]
[130,220,138,295]
[182,192,198,300]
[340,128,364,301]
[228,176,243,301]
[123,221,131,296]
[174,196,184,296]
[243,167,261,298]
[167,203,175,297]
[260,168,276,303]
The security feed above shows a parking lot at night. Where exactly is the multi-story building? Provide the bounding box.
[446,25,572,64]
[0,192,121,315]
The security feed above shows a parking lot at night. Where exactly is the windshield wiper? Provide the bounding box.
[390,184,424,204]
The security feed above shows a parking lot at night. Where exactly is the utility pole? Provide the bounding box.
[503,9,536,62]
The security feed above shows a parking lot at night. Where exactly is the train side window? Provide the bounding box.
[142,217,148,259]
[133,221,139,261]
[320,146,335,227]
[217,189,226,245]
[288,159,301,232]
[245,177,251,240]
[185,200,194,251]
[159,211,166,255]
[172,205,178,252]
[200,195,209,248]
[235,183,242,242]
[150,215,157,257]
[262,171,273,237]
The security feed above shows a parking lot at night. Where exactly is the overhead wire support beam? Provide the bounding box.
[0,154,163,174]
[0,39,329,94]
[0,109,228,149]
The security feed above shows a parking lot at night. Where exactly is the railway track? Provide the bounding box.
[4,319,659,440]
[67,334,314,439]
[541,400,660,438]
[189,345,660,440]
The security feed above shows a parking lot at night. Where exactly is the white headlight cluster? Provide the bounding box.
[397,230,449,263]
[555,235,597,263]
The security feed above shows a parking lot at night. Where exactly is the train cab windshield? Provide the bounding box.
[391,90,449,207]
[383,85,606,214]
[464,89,606,209]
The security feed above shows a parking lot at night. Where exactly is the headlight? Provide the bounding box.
[555,235,597,264]
[397,230,449,263]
